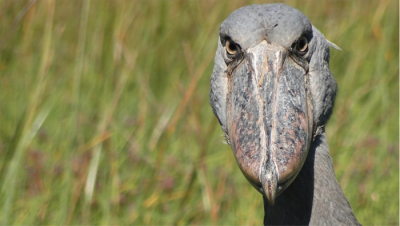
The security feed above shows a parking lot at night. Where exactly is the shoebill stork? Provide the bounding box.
[209,4,361,225]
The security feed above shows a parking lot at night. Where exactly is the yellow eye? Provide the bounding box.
[297,36,308,52]
[226,40,237,55]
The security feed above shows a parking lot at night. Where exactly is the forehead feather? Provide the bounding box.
[220,4,312,49]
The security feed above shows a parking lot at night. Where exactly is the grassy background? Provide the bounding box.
[0,0,398,225]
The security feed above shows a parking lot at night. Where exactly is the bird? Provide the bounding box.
[209,3,361,225]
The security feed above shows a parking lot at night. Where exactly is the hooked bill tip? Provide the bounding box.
[261,169,278,206]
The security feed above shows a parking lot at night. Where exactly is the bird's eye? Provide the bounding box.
[226,40,238,56]
[296,36,308,52]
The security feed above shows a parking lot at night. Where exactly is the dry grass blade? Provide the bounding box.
[166,43,215,134]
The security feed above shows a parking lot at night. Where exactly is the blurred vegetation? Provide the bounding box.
[0,0,398,225]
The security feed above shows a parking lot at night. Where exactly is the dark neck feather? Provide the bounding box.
[263,133,360,225]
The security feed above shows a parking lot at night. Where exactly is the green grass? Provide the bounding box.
[0,0,398,225]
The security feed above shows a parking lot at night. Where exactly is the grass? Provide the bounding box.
[0,0,398,225]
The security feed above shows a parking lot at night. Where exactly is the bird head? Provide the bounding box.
[209,4,338,205]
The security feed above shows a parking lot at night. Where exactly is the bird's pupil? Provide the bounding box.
[299,40,305,48]
[226,40,237,55]
[298,37,308,52]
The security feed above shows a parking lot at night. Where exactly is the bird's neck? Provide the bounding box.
[263,133,360,225]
